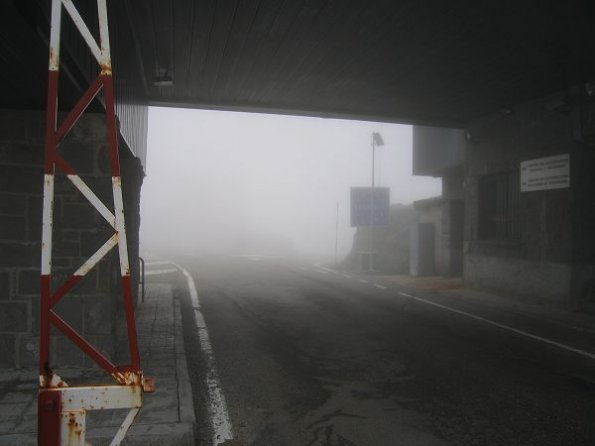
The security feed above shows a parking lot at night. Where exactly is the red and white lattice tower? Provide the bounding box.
[38,1,152,445]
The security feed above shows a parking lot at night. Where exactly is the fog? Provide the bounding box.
[140,107,441,259]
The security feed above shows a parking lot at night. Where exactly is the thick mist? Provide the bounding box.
[140,107,440,259]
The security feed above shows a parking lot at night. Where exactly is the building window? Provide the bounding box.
[478,171,520,241]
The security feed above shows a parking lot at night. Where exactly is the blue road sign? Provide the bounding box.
[350,187,390,227]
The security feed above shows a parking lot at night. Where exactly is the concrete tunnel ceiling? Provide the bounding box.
[2,0,595,127]
[123,0,595,126]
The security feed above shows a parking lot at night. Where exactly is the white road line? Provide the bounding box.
[374,284,387,290]
[343,274,352,279]
[242,255,261,262]
[359,279,369,284]
[175,263,234,445]
[144,267,179,276]
[317,269,328,274]
[397,292,595,361]
[144,260,171,266]
[571,325,595,335]
[313,263,336,274]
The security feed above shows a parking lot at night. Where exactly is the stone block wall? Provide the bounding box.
[0,109,143,370]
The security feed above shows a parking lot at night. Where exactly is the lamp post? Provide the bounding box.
[334,202,339,265]
[369,132,384,271]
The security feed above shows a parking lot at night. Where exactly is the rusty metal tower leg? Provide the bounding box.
[38,1,152,445]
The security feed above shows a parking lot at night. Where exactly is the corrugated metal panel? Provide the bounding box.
[110,1,148,166]
[123,0,595,126]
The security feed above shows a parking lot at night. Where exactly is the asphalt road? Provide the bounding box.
[178,256,595,446]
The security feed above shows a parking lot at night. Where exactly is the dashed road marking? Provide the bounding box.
[397,292,595,361]
[374,284,387,290]
[343,274,352,279]
[359,279,369,284]
[313,263,336,274]
[174,263,234,445]
[245,255,261,262]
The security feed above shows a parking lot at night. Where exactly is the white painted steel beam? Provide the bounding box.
[59,386,142,411]
[49,0,62,71]
[60,410,85,446]
[67,174,116,227]
[73,234,118,277]
[112,177,131,276]
[110,408,140,446]
[61,0,103,66]
[41,174,55,276]
[96,0,112,73]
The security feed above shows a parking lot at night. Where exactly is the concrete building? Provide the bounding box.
[410,197,441,277]
[413,85,595,309]
[412,127,465,278]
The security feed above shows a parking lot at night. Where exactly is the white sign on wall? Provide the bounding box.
[520,154,570,192]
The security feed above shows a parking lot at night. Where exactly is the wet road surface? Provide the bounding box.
[177,256,595,446]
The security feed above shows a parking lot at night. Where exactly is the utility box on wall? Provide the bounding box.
[410,223,435,276]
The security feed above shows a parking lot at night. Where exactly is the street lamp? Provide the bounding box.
[371,132,384,189]
[369,132,384,271]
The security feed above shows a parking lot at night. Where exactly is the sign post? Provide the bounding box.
[350,187,390,271]
[350,187,390,227]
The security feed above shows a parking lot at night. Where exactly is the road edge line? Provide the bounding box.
[174,263,235,445]
[398,292,595,361]
[145,267,179,276]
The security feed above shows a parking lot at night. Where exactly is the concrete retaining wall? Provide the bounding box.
[464,255,572,303]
